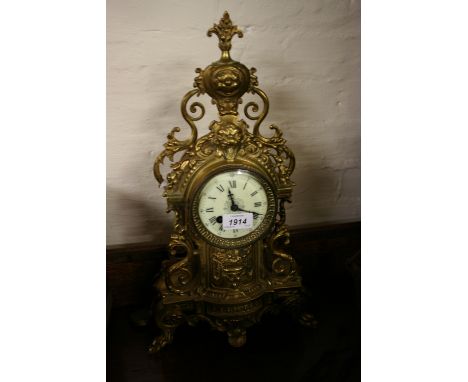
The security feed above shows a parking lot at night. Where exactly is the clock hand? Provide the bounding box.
[236,207,263,216]
[228,189,261,215]
[227,188,239,211]
[227,189,235,204]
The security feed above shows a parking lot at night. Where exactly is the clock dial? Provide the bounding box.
[196,170,271,240]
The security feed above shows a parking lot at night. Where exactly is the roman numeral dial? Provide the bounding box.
[196,170,271,240]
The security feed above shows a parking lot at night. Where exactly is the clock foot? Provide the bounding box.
[227,328,247,348]
[148,328,175,354]
[149,301,185,354]
[298,312,318,328]
[277,288,318,329]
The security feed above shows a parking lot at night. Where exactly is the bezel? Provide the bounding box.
[191,167,277,249]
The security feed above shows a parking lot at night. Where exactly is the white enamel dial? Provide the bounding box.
[197,170,270,239]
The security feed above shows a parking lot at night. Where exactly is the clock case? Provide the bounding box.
[151,12,313,352]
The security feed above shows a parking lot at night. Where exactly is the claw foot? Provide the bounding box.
[227,328,247,348]
[148,328,174,354]
[298,312,318,328]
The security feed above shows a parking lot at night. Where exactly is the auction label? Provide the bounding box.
[222,212,253,230]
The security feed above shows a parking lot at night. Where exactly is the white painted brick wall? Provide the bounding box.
[107,0,361,245]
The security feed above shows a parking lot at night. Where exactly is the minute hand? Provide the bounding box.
[236,208,263,216]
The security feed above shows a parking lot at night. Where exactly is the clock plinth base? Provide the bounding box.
[149,284,314,353]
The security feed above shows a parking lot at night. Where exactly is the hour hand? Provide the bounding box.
[227,189,237,210]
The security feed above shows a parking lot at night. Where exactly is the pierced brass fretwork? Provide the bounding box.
[150,12,313,353]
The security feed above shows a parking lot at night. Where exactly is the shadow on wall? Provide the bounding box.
[106,186,172,246]
[290,160,340,223]
[263,85,340,224]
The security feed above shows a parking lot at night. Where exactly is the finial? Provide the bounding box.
[207,11,243,61]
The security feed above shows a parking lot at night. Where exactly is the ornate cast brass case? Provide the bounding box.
[150,12,309,352]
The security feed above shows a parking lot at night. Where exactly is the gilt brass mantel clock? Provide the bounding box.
[150,12,313,352]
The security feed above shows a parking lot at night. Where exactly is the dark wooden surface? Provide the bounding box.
[107,221,360,382]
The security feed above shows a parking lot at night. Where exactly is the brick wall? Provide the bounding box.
[107,0,361,245]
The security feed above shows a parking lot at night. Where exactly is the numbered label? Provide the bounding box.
[222,212,253,230]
